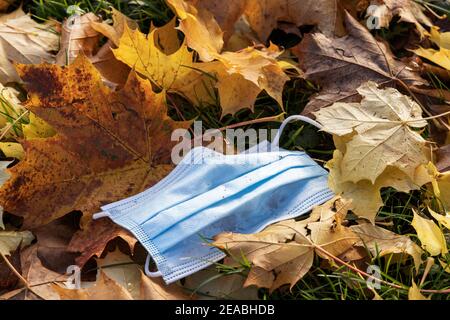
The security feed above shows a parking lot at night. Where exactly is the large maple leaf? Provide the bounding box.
[294,11,426,116]
[0,55,190,262]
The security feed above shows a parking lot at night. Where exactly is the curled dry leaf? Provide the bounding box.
[56,13,101,65]
[294,11,425,116]
[370,0,432,38]
[0,55,190,265]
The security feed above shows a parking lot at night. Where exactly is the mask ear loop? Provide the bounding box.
[145,255,163,277]
[93,212,163,278]
[271,115,323,148]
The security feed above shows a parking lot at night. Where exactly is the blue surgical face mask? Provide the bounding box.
[93,116,334,284]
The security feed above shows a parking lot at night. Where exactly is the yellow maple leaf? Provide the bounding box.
[316,82,432,221]
[414,27,450,70]
[411,209,448,256]
[113,23,216,106]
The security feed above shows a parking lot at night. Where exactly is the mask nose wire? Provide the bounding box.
[271,115,323,148]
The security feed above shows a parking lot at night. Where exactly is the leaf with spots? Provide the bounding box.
[0,55,190,264]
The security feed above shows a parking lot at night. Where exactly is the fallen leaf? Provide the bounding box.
[68,209,137,267]
[90,8,138,47]
[113,23,216,106]
[408,281,430,300]
[372,0,432,37]
[214,219,314,291]
[166,0,224,62]
[0,230,34,256]
[33,213,79,274]
[349,222,423,270]
[426,162,450,211]
[327,149,430,222]
[90,9,139,86]
[189,0,246,42]
[411,209,448,256]
[307,196,360,257]
[0,247,20,290]
[96,247,141,299]
[166,0,290,115]
[56,13,101,65]
[316,82,429,183]
[184,267,258,299]
[315,82,431,221]
[141,272,193,300]
[436,145,450,172]
[244,0,347,41]
[20,245,67,300]
[0,142,23,159]
[0,9,59,83]
[429,208,450,230]
[0,55,190,265]
[0,0,11,12]
[52,270,133,300]
[294,11,425,115]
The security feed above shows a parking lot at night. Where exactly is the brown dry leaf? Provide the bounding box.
[0,8,60,83]
[184,267,258,300]
[53,270,133,300]
[69,219,137,266]
[141,272,193,300]
[436,145,450,172]
[185,0,348,43]
[96,247,192,300]
[190,0,246,42]
[294,11,425,116]
[0,55,190,264]
[32,213,79,274]
[0,0,12,12]
[56,13,101,65]
[371,0,432,37]
[350,222,423,270]
[244,0,347,41]
[213,219,314,292]
[19,245,67,300]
